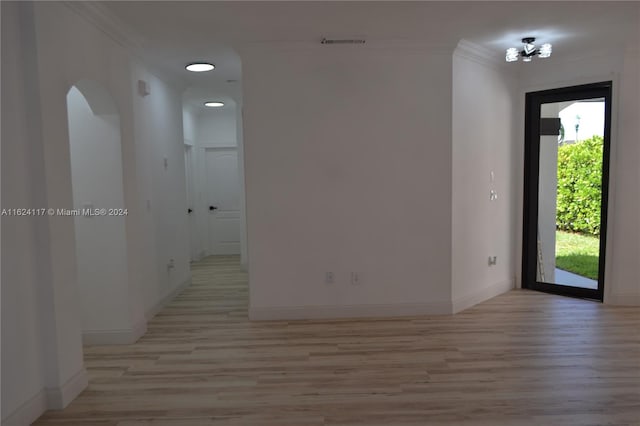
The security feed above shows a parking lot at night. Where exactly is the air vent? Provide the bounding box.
[321,38,366,45]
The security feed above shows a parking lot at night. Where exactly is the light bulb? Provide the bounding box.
[505,48,519,62]
[539,43,552,58]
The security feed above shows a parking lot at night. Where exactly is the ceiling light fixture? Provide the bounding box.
[321,37,366,45]
[204,101,224,108]
[505,37,552,63]
[185,63,215,72]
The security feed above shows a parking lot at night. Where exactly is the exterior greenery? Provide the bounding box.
[556,135,603,236]
[555,230,599,280]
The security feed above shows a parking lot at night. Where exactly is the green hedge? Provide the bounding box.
[556,136,603,236]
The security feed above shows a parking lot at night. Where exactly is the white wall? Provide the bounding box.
[132,65,191,315]
[1,3,49,423]
[608,42,640,304]
[518,44,640,305]
[2,2,192,422]
[536,103,562,283]
[198,107,237,148]
[237,106,249,269]
[183,106,204,261]
[67,86,131,334]
[451,42,518,312]
[242,45,453,318]
[182,105,197,146]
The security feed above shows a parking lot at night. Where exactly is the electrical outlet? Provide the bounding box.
[488,256,497,266]
[325,272,334,284]
[351,272,361,285]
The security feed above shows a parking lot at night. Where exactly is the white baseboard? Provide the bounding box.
[605,292,640,306]
[190,251,206,262]
[1,388,48,426]
[84,278,191,346]
[249,300,452,321]
[452,279,515,314]
[145,277,192,321]
[45,368,89,410]
[2,369,89,426]
[82,317,147,345]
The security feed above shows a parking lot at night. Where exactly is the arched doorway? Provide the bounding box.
[66,81,131,343]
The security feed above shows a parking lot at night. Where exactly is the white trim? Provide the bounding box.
[198,250,207,261]
[249,301,453,321]
[605,292,640,306]
[62,2,181,89]
[45,368,89,410]
[454,39,506,72]
[1,389,48,426]
[82,318,147,345]
[145,278,192,321]
[62,2,142,51]
[451,279,515,314]
[0,369,88,424]
[189,251,207,263]
[202,144,238,150]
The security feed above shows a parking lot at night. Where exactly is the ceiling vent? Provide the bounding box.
[320,38,366,45]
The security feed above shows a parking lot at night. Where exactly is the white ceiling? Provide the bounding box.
[100,1,638,107]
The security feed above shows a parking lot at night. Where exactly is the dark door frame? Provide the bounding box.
[522,81,612,301]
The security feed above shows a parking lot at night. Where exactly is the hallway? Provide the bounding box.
[33,256,639,426]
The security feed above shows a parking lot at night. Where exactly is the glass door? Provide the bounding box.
[523,82,612,301]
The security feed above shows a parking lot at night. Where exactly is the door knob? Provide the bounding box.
[209,206,218,211]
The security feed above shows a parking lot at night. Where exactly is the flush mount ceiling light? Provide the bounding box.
[506,37,552,63]
[185,63,215,72]
[204,101,225,108]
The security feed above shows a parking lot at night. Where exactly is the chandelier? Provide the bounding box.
[506,37,552,62]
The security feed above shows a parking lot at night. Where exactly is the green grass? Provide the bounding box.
[555,230,600,280]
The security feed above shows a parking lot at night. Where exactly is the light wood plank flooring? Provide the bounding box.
[35,255,640,425]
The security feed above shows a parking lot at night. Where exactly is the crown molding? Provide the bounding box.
[62,2,188,91]
[63,1,144,53]
[454,39,508,73]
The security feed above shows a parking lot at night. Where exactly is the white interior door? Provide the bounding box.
[205,148,241,255]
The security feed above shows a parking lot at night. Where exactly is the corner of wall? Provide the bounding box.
[45,368,89,410]
[454,39,506,73]
[145,277,192,321]
[1,390,48,426]
[2,368,90,426]
[451,279,515,314]
[81,317,147,345]
[605,292,640,306]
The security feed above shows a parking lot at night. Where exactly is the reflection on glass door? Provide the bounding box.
[523,82,612,301]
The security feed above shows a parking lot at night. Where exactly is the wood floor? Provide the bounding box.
[35,256,640,426]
